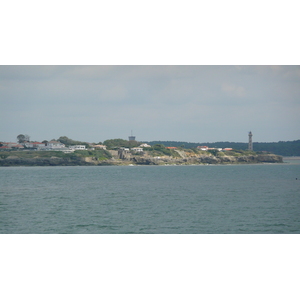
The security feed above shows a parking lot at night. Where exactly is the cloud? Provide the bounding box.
[1,66,300,143]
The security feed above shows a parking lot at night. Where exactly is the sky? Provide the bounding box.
[0,65,299,144]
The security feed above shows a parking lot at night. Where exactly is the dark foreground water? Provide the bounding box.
[1,159,300,233]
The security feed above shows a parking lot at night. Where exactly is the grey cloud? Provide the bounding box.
[1,65,299,143]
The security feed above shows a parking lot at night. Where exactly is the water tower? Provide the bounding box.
[128,130,136,141]
[248,131,253,151]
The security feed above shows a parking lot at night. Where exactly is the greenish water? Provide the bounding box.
[1,160,300,233]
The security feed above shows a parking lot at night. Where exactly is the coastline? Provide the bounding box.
[0,153,283,167]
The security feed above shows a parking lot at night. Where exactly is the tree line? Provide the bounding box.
[144,140,300,156]
[7,134,300,156]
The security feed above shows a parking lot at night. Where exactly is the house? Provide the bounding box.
[12,144,25,149]
[223,148,233,151]
[139,143,151,148]
[31,142,45,149]
[1,142,24,149]
[69,145,86,150]
[23,142,45,149]
[44,140,66,150]
[2,142,18,148]
[197,146,209,151]
[131,147,144,152]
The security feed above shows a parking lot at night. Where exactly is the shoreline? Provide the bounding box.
[0,153,283,167]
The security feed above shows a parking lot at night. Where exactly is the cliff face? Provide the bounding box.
[0,153,283,167]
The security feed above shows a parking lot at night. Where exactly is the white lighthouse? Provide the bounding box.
[248,131,253,151]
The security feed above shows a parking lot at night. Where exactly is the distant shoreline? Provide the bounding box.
[0,153,283,167]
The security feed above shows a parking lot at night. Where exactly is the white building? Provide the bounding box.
[1,142,24,149]
[23,142,46,149]
[197,146,208,151]
[69,145,86,150]
[139,143,151,148]
[44,141,66,150]
[131,147,144,152]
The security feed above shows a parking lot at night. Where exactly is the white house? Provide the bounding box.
[2,142,24,149]
[197,146,209,151]
[131,147,144,152]
[45,141,66,150]
[24,142,46,149]
[69,145,86,150]
[139,143,151,148]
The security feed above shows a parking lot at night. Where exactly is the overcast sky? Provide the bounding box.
[1,65,299,144]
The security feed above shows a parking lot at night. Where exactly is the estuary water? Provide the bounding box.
[1,159,300,233]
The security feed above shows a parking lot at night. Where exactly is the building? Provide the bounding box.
[23,142,45,149]
[128,130,136,141]
[1,142,23,149]
[139,143,151,148]
[248,131,253,151]
[197,146,209,151]
[69,145,86,150]
[131,147,143,152]
[44,140,66,150]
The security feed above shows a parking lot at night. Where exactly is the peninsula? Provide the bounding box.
[0,137,283,166]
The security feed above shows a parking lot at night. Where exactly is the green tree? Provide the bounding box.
[17,134,30,143]
[57,136,89,147]
[103,139,138,149]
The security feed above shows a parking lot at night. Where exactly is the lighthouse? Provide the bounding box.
[248,131,253,151]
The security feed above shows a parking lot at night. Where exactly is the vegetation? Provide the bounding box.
[57,136,90,147]
[103,138,139,149]
[71,149,112,160]
[2,135,300,158]
[0,149,111,160]
[17,134,30,143]
[144,140,300,156]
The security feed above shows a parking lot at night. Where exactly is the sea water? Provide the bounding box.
[1,159,300,233]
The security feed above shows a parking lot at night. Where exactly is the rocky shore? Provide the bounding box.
[131,154,283,165]
[0,153,283,166]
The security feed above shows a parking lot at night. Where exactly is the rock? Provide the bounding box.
[0,153,283,167]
